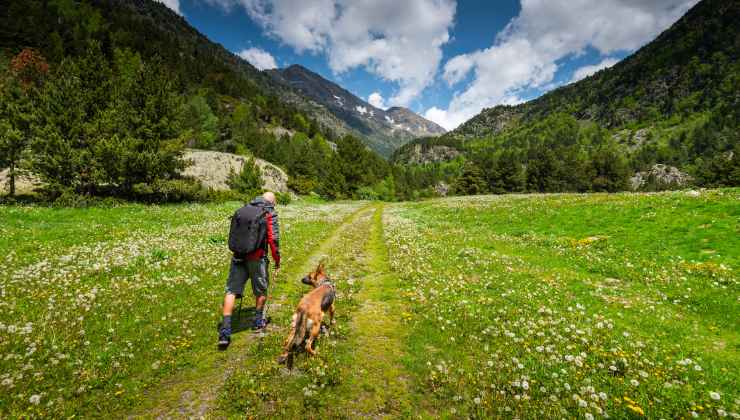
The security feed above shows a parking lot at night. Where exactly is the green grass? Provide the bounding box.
[0,199,365,418]
[0,190,737,419]
[385,189,739,418]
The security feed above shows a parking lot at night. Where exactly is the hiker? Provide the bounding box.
[218,191,281,348]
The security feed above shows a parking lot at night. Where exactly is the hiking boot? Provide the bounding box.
[218,328,231,349]
[253,317,267,330]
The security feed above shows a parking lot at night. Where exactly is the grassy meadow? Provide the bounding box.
[0,190,737,418]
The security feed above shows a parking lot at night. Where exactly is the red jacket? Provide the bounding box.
[245,211,280,268]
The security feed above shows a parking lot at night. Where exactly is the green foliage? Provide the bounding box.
[590,142,631,192]
[227,156,263,198]
[181,93,219,149]
[30,43,186,197]
[0,52,38,196]
[395,0,739,193]
[452,162,487,196]
[274,191,292,205]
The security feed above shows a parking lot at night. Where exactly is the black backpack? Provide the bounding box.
[228,204,267,255]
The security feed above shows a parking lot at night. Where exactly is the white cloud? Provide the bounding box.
[368,92,387,110]
[156,0,182,15]
[238,47,278,70]
[426,0,698,130]
[224,0,456,107]
[423,107,465,132]
[569,57,620,83]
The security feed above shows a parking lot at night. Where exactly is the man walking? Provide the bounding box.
[218,192,281,348]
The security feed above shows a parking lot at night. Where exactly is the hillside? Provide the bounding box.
[393,0,739,191]
[269,64,445,157]
[0,0,406,201]
[0,0,420,156]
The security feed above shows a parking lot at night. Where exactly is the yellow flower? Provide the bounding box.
[627,404,645,416]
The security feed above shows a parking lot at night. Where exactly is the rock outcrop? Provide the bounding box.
[182,149,288,192]
[0,170,41,195]
[398,144,461,165]
[630,164,693,191]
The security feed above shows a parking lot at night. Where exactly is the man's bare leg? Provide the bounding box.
[223,293,236,316]
[255,295,266,311]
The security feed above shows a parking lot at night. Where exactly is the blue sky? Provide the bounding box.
[159,0,697,129]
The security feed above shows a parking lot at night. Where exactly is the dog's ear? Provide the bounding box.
[316,260,325,274]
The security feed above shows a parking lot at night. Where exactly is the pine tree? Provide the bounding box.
[0,50,46,196]
[452,162,487,196]
[31,44,111,192]
[228,156,263,195]
[590,142,630,192]
[181,92,219,149]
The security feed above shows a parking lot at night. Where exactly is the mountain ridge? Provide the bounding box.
[442,0,738,142]
[268,64,445,157]
[393,0,738,191]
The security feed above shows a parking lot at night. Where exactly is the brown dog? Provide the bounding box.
[277,262,336,369]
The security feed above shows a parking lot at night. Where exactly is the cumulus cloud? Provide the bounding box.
[156,0,182,15]
[569,57,620,83]
[218,0,456,107]
[426,0,698,130]
[368,92,387,110]
[238,47,278,70]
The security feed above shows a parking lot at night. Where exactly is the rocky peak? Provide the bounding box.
[268,64,445,156]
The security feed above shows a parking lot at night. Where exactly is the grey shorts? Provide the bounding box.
[225,257,269,297]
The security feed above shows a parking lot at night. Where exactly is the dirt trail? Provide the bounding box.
[128,205,372,419]
[332,205,413,418]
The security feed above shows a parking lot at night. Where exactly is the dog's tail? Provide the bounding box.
[286,311,308,369]
[290,311,308,350]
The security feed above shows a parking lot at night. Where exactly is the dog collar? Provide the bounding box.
[317,277,334,288]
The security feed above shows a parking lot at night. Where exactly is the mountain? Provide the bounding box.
[0,0,400,200]
[268,64,445,157]
[393,0,738,190]
[447,0,737,142]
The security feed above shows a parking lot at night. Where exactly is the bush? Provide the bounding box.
[130,179,210,203]
[228,157,263,195]
[356,186,380,201]
[51,189,97,208]
[275,191,292,205]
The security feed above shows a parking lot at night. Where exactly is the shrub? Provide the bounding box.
[275,191,292,205]
[131,179,209,203]
[228,156,263,199]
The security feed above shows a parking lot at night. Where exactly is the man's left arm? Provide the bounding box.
[265,212,280,269]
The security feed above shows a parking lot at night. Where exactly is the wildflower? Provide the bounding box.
[474,397,481,405]
[29,394,41,405]
[630,379,640,387]
[710,392,721,401]
[585,414,594,420]
[627,404,645,416]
